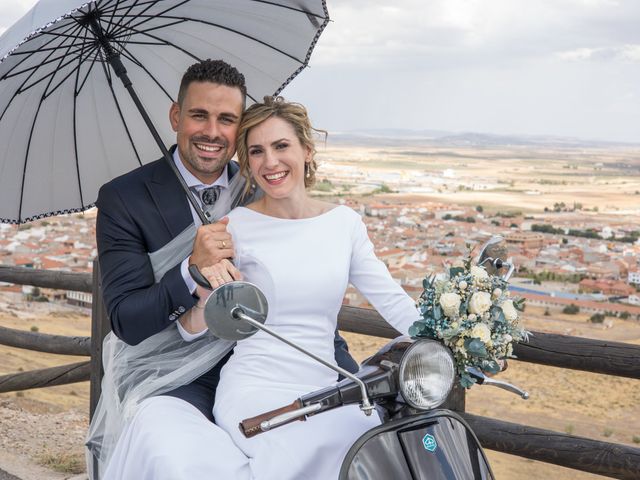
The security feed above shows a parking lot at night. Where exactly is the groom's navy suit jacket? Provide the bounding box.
[96,150,358,420]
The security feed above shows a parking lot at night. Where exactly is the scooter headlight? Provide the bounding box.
[398,339,455,410]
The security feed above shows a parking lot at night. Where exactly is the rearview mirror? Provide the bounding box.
[476,236,508,276]
[203,281,268,341]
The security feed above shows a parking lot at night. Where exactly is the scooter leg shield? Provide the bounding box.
[339,409,494,480]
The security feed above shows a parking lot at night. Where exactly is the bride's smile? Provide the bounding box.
[247,116,311,203]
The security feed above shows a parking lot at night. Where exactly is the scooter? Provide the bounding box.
[197,237,528,480]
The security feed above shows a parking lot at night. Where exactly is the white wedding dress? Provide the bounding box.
[213,205,419,479]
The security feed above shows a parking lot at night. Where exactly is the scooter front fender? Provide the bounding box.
[339,409,494,480]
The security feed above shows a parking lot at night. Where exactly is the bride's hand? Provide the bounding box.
[201,259,243,289]
[180,260,243,334]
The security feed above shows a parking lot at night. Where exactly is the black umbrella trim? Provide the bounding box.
[273,0,330,96]
[0,204,97,225]
[0,2,93,63]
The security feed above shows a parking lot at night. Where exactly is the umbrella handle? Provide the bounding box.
[188,264,213,290]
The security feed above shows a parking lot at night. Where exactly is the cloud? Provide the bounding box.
[0,0,38,35]
[2,0,639,142]
[557,44,640,62]
[312,0,640,68]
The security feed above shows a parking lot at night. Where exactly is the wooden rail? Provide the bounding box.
[0,265,92,292]
[0,361,90,393]
[462,413,640,480]
[0,266,639,479]
[0,325,90,356]
[339,305,640,379]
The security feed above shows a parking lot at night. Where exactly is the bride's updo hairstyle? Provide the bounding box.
[236,96,326,191]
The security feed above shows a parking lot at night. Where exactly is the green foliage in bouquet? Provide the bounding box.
[409,254,528,388]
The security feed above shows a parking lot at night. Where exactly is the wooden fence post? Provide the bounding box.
[89,258,111,421]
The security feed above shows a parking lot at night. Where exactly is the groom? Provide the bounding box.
[95,59,357,470]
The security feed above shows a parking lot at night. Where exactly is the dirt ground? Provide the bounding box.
[0,292,639,479]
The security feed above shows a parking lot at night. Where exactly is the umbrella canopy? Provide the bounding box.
[0,0,329,224]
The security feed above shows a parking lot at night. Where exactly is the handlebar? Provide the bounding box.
[240,400,323,438]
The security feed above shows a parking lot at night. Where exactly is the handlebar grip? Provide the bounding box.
[240,399,304,438]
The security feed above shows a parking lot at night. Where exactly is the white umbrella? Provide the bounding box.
[0,0,329,224]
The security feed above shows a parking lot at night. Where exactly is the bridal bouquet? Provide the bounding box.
[409,253,528,388]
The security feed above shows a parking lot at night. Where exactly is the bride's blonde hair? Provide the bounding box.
[236,96,326,193]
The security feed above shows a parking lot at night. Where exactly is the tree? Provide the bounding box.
[589,313,605,324]
[476,205,483,213]
[562,304,580,314]
[373,183,392,194]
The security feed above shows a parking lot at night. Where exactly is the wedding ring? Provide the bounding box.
[216,276,224,282]
[220,240,227,248]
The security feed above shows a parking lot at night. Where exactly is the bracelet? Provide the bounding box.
[193,303,206,310]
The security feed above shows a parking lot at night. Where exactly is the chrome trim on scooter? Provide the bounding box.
[260,404,323,432]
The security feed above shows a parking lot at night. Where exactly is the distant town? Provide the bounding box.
[1,190,639,322]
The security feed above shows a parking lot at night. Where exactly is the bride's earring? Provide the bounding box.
[247,168,257,189]
[305,162,311,179]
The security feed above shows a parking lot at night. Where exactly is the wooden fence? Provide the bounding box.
[1,264,639,479]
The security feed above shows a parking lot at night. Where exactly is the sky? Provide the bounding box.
[1,0,639,143]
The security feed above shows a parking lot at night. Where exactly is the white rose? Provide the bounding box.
[501,300,518,322]
[469,291,492,315]
[458,280,468,290]
[467,313,477,322]
[455,337,467,356]
[470,266,489,283]
[470,323,491,343]
[503,333,513,343]
[492,288,502,299]
[440,292,461,318]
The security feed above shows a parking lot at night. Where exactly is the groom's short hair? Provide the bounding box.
[177,59,247,107]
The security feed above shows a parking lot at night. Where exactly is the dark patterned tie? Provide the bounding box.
[190,186,220,207]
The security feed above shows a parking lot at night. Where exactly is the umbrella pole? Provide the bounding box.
[86,16,211,225]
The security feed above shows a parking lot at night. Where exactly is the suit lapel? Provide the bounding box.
[146,153,193,239]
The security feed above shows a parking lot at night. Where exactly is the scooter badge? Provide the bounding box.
[422,433,437,452]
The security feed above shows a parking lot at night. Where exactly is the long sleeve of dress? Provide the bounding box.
[348,215,420,336]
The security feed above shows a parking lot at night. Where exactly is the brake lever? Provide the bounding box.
[466,366,529,399]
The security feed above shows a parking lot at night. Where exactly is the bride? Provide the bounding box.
[186,96,421,479]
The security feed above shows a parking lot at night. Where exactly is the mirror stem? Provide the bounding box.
[233,310,375,416]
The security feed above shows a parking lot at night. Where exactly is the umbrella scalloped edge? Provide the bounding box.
[0,2,93,65]
[1,203,95,225]
[273,0,330,97]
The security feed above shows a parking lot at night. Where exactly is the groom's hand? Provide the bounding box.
[190,216,235,270]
